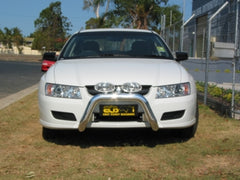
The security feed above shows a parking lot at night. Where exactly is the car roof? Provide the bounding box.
[78,28,155,34]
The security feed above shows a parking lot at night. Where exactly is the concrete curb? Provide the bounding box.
[0,84,38,110]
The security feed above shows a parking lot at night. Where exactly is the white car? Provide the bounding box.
[38,28,198,138]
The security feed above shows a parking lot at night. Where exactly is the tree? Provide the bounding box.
[0,27,24,54]
[83,0,182,32]
[12,27,24,54]
[83,0,111,18]
[0,29,4,43]
[3,27,12,49]
[109,0,172,29]
[85,17,106,29]
[83,0,111,29]
[32,1,72,51]
[151,4,182,33]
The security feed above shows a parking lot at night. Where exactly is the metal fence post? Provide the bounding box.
[204,1,229,105]
[232,0,240,118]
[204,21,211,105]
[180,14,195,52]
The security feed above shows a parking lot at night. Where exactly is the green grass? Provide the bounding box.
[0,92,240,179]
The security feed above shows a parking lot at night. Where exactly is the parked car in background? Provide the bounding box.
[39,28,198,139]
[41,52,57,72]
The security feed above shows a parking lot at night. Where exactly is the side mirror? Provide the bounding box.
[175,52,188,62]
[43,52,57,61]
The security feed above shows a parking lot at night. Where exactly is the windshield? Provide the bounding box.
[60,31,174,60]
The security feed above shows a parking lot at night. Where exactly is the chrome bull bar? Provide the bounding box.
[78,93,159,132]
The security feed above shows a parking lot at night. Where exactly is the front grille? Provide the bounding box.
[52,111,76,121]
[161,110,185,120]
[86,85,151,96]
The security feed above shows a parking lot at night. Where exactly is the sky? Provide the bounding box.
[0,0,192,36]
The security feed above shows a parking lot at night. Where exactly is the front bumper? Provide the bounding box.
[78,94,159,132]
[39,86,197,132]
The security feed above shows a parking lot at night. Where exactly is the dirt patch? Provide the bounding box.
[193,155,240,177]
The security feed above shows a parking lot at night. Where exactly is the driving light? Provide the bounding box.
[156,82,190,98]
[122,82,142,93]
[45,83,82,99]
[94,82,115,93]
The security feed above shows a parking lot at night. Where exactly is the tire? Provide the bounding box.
[42,127,61,140]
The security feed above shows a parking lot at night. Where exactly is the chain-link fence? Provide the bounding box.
[162,0,240,118]
[161,20,182,53]
[163,1,238,58]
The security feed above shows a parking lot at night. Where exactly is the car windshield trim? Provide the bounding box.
[60,54,171,60]
[60,31,174,60]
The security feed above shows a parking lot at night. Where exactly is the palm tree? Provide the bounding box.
[12,27,24,54]
[83,0,182,31]
[83,0,111,18]
[3,27,13,49]
[105,0,170,29]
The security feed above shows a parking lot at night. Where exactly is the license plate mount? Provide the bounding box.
[99,105,138,117]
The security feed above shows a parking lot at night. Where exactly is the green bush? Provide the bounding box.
[195,81,240,105]
[224,69,231,73]
[223,93,232,102]
[196,82,204,93]
[208,85,223,97]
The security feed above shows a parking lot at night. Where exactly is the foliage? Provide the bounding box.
[32,1,72,51]
[12,27,24,54]
[196,81,204,93]
[0,27,24,54]
[84,0,112,29]
[85,17,109,29]
[83,0,111,18]
[83,0,182,31]
[224,69,231,73]
[1,27,13,48]
[196,81,240,105]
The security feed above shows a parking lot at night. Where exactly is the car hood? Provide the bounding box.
[46,58,190,86]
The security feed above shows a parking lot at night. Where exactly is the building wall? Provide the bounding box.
[0,45,41,55]
[187,0,238,58]
[192,0,225,16]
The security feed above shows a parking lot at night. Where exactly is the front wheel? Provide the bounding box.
[42,127,61,140]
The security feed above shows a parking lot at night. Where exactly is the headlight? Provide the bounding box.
[45,83,82,99]
[156,82,190,98]
[94,82,115,93]
[122,82,142,93]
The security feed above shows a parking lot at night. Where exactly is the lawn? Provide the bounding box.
[0,92,239,179]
